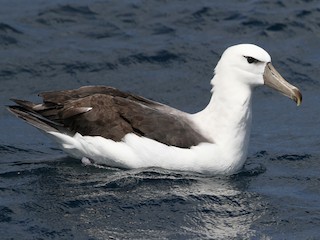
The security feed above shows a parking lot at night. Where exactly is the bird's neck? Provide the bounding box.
[192,76,253,167]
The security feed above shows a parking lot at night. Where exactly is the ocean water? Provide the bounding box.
[1,0,319,239]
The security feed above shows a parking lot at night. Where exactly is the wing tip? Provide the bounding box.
[7,104,61,133]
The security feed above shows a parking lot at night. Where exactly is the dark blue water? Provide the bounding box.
[1,0,319,239]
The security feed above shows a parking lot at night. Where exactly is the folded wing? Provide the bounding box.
[8,86,210,148]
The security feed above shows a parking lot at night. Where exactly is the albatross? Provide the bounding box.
[8,44,302,175]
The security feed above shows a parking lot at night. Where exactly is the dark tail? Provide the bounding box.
[7,99,65,133]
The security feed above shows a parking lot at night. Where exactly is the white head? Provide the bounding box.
[214,44,271,87]
[212,44,302,105]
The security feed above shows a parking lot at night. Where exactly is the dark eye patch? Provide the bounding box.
[244,56,260,64]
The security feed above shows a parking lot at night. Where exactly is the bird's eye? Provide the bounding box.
[244,56,259,64]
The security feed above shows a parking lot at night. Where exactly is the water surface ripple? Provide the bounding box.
[1,0,319,239]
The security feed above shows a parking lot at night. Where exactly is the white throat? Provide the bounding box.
[191,73,253,170]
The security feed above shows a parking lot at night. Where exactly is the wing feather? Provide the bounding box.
[8,86,210,148]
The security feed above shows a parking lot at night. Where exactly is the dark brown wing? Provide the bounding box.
[8,86,210,148]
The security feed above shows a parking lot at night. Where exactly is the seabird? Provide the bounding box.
[8,44,302,175]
